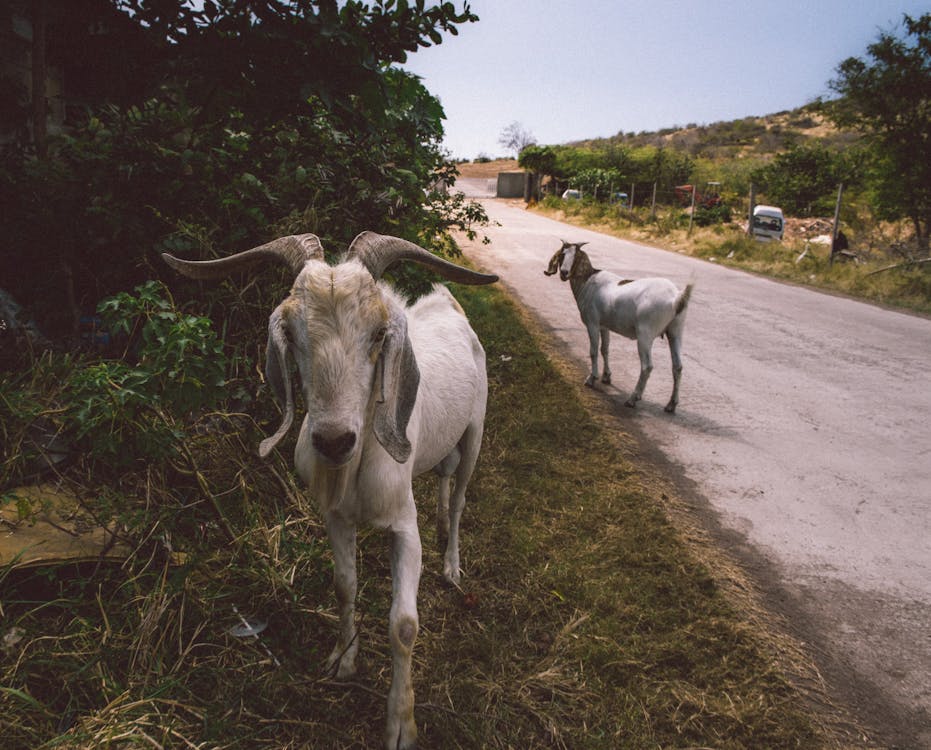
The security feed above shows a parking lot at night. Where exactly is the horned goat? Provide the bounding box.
[544,240,692,413]
[163,232,497,750]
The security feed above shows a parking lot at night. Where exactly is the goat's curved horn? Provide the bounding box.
[162,234,325,280]
[347,231,498,285]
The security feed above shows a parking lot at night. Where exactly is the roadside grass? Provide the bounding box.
[1,283,860,748]
[534,198,931,316]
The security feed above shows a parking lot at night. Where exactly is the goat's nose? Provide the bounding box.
[312,428,357,463]
[559,270,569,281]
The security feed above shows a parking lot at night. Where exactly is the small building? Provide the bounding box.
[496,171,527,199]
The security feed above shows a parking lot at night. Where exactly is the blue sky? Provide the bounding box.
[402,0,928,160]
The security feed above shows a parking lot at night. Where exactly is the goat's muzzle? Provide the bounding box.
[559,270,570,281]
[311,427,357,465]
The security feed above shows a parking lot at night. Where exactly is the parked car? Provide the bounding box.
[561,189,581,200]
[751,205,784,241]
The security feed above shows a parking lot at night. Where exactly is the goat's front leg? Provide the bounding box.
[626,334,654,408]
[386,517,422,750]
[584,323,601,387]
[324,513,358,678]
[599,327,612,384]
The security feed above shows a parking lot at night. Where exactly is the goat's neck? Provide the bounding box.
[569,252,599,299]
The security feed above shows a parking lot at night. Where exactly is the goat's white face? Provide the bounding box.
[274,262,391,467]
[544,241,586,281]
[557,244,578,281]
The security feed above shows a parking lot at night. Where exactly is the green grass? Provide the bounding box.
[1,284,853,749]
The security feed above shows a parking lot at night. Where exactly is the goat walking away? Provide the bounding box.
[164,232,497,750]
[544,240,693,413]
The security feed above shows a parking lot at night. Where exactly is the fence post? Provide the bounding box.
[748,182,756,237]
[829,182,844,266]
[688,184,697,235]
[650,182,657,219]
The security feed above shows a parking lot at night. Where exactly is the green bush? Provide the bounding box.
[693,203,733,226]
[0,281,228,479]
[69,281,227,467]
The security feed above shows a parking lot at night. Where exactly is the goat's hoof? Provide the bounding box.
[325,646,358,680]
[443,565,462,587]
[624,398,638,408]
[664,402,677,414]
[385,720,417,750]
[601,375,611,385]
[584,376,596,388]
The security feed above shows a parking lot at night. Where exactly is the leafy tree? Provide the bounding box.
[518,144,556,175]
[550,145,603,179]
[829,13,931,251]
[0,0,480,336]
[114,0,476,131]
[518,144,556,200]
[640,146,694,192]
[498,121,536,157]
[573,168,624,199]
[750,143,852,216]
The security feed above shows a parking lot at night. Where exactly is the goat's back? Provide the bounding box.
[406,286,487,475]
[581,274,682,340]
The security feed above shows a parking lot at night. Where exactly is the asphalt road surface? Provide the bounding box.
[456,186,931,748]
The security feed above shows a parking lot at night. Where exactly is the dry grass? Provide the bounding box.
[1,283,874,749]
[456,159,519,179]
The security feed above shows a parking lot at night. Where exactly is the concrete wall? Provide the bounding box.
[496,171,527,199]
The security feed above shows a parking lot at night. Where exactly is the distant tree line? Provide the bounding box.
[519,142,695,204]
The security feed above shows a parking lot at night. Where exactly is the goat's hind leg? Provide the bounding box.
[626,334,654,408]
[664,328,683,414]
[438,422,483,586]
[433,449,460,553]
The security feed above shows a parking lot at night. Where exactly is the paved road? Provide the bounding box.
[457,195,931,748]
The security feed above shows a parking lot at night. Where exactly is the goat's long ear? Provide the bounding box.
[373,305,420,463]
[259,305,295,458]
[544,248,563,276]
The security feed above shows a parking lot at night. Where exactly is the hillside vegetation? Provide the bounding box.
[574,106,859,160]
[459,104,931,315]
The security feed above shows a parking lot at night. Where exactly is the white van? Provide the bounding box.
[751,205,784,241]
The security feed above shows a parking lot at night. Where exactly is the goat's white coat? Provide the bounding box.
[279,261,486,749]
[164,234,493,750]
[546,242,692,412]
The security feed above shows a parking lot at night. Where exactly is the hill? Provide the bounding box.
[456,104,858,174]
[569,103,859,160]
[457,157,520,178]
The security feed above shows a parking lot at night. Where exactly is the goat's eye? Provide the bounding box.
[372,326,387,345]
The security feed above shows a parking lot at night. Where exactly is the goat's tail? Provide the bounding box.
[660,283,694,339]
[675,283,694,316]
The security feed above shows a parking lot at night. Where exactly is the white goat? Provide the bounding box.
[544,240,692,413]
[163,232,497,750]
